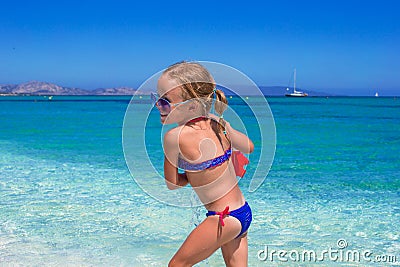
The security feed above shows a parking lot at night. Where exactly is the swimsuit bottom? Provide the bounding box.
[206,201,252,238]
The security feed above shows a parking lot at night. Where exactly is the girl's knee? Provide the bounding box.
[168,256,192,267]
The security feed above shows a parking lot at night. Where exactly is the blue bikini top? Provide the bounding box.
[178,147,232,171]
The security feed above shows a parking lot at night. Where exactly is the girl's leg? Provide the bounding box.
[168,216,241,267]
[221,233,248,267]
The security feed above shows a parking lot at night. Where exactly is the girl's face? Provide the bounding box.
[156,75,189,125]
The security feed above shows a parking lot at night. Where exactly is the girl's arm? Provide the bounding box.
[225,121,254,154]
[164,156,189,190]
[163,129,189,190]
[208,113,254,153]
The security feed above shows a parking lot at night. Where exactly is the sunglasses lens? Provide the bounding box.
[157,98,171,112]
[151,93,171,113]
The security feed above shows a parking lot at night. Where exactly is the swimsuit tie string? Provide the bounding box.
[215,206,230,226]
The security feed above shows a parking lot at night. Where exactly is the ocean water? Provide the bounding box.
[0,96,399,266]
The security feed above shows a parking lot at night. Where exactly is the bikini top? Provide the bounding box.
[178,116,232,171]
[178,146,232,171]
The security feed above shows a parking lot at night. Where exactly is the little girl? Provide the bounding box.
[153,61,254,267]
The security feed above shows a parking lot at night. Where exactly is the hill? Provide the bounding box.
[0,81,137,95]
[0,81,333,96]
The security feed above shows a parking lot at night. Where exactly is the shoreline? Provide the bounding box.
[0,94,398,98]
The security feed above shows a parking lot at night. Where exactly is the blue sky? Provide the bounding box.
[1,0,399,95]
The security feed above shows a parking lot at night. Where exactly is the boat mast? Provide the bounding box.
[294,68,296,92]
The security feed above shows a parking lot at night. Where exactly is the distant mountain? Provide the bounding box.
[0,84,16,94]
[11,81,87,95]
[0,81,137,95]
[91,87,138,95]
[0,81,333,96]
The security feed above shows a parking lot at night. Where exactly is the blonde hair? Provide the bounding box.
[163,61,229,142]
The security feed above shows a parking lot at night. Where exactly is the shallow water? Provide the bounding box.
[0,96,399,266]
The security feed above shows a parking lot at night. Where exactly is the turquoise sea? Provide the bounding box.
[0,96,399,266]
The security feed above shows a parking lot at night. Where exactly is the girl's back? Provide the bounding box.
[175,118,243,207]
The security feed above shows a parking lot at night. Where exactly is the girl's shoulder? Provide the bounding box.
[163,127,176,143]
[163,125,186,146]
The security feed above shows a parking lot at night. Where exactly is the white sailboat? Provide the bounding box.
[285,68,308,97]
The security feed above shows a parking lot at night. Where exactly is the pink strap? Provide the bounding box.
[215,206,230,226]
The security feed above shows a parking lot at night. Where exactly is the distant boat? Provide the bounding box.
[285,68,308,97]
[375,92,379,97]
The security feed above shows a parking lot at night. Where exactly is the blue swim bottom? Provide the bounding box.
[206,201,252,238]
